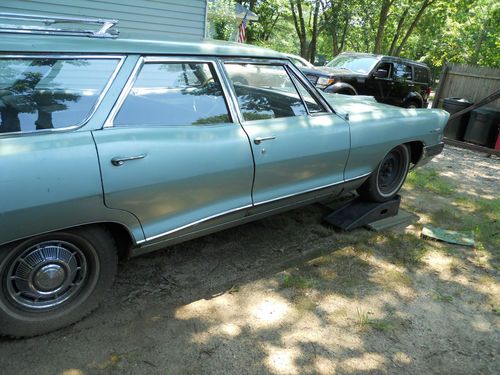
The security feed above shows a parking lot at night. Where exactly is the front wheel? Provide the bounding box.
[0,226,117,337]
[357,144,410,202]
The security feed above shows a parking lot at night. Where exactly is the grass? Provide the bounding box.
[356,308,394,332]
[432,292,454,303]
[382,233,429,267]
[406,168,455,196]
[282,274,318,289]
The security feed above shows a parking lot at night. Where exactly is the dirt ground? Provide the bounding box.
[0,145,498,375]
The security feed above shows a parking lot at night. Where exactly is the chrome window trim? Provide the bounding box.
[0,54,125,137]
[104,56,239,128]
[221,59,333,124]
[104,56,144,128]
[284,61,334,114]
[223,57,288,65]
[137,173,371,244]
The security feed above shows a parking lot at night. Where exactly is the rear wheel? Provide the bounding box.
[357,144,410,202]
[0,226,117,337]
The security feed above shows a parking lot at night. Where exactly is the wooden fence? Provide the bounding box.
[433,63,500,109]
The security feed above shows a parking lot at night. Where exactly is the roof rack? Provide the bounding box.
[0,12,119,38]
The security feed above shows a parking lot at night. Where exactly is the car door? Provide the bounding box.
[92,57,254,241]
[390,62,413,105]
[223,60,351,206]
[367,61,395,104]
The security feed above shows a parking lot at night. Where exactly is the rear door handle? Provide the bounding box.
[111,153,147,166]
[254,136,276,145]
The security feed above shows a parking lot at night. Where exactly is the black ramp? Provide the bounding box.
[323,195,401,231]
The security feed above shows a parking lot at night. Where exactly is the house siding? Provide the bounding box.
[2,0,207,40]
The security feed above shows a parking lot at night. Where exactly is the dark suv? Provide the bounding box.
[300,52,432,108]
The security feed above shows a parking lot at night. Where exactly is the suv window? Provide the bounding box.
[225,63,308,121]
[114,62,231,126]
[393,63,412,80]
[0,58,119,134]
[414,66,430,83]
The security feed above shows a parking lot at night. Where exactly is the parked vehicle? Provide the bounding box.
[284,53,315,69]
[0,14,448,337]
[300,52,432,108]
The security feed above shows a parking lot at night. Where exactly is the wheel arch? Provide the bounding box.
[324,82,358,95]
[402,92,424,107]
[1,222,135,260]
[405,141,424,166]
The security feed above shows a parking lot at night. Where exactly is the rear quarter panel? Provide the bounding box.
[323,94,449,179]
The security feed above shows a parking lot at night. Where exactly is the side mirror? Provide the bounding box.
[373,69,388,78]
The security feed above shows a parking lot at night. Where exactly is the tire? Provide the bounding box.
[337,89,356,95]
[357,144,410,202]
[0,226,117,338]
[404,100,420,109]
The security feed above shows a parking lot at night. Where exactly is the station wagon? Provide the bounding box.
[0,14,448,337]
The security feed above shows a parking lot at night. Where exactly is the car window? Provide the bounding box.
[224,63,307,121]
[114,62,231,126]
[376,62,392,78]
[326,55,379,74]
[289,73,326,114]
[0,58,119,134]
[414,67,430,83]
[393,63,412,80]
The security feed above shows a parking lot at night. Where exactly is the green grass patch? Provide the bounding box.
[356,308,396,332]
[432,292,454,303]
[282,274,318,290]
[406,168,454,195]
[383,233,429,267]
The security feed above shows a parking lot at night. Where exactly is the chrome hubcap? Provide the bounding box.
[6,241,87,310]
[33,264,66,292]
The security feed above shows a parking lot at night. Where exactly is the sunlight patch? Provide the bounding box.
[265,345,299,375]
[251,298,290,326]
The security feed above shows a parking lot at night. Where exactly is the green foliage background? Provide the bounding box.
[215,0,499,73]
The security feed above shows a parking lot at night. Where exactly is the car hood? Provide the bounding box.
[322,93,415,118]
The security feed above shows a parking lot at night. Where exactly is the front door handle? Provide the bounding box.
[254,136,276,145]
[111,153,147,166]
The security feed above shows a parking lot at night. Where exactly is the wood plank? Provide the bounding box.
[444,138,500,156]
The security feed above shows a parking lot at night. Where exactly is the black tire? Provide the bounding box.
[357,144,410,202]
[0,226,117,338]
[337,89,356,95]
[404,100,420,109]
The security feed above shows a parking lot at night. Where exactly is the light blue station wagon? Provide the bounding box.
[0,15,448,337]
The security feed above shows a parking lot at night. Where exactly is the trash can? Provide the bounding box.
[442,97,474,140]
[464,108,500,148]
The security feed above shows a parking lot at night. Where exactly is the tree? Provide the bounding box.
[289,0,322,61]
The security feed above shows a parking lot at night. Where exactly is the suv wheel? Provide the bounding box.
[0,226,117,337]
[405,100,420,109]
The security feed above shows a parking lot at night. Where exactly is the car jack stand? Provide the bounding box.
[323,195,401,231]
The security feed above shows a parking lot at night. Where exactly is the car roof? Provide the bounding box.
[0,33,286,59]
[337,52,429,69]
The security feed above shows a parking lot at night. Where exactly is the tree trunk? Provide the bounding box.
[373,0,392,54]
[289,0,308,57]
[387,7,409,55]
[394,0,435,56]
[307,0,321,62]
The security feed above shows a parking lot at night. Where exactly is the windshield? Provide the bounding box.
[289,56,314,68]
[326,55,379,74]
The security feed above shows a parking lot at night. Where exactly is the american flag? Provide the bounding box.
[238,11,248,43]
